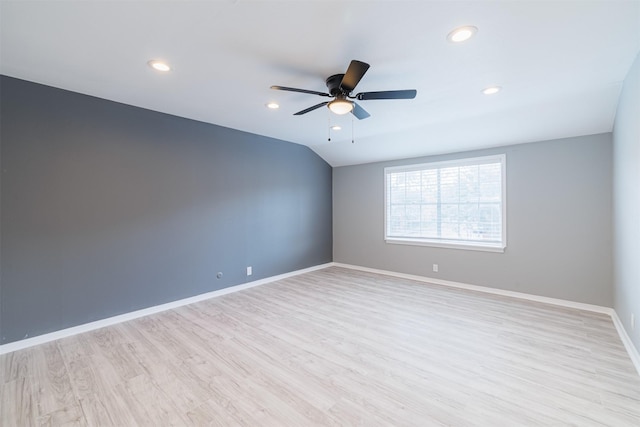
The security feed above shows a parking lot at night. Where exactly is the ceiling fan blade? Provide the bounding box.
[351,102,370,120]
[340,60,370,93]
[271,86,331,97]
[294,101,329,115]
[356,89,417,100]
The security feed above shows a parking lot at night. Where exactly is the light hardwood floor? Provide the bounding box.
[2,267,639,426]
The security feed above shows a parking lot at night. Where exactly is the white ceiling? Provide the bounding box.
[1,1,639,167]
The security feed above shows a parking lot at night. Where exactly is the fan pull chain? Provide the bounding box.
[328,112,331,142]
[352,117,355,143]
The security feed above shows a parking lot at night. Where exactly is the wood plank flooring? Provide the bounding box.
[2,267,639,426]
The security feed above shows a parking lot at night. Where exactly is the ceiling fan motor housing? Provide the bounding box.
[326,74,347,97]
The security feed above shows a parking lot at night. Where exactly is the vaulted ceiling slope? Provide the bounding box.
[1,1,639,167]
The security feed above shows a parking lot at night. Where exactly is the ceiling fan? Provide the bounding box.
[271,60,417,120]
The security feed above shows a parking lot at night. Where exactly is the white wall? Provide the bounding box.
[613,52,640,351]
[334,134,613,306]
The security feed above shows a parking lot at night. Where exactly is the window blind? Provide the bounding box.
[384,154,506,251]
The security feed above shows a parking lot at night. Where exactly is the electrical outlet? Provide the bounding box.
[433,264,438,273]
[247,266,252,276]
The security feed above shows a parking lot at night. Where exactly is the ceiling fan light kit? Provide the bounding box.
[271,60,417,120]
[328,98,354,115]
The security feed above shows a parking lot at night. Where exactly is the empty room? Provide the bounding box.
[1,1,639,425]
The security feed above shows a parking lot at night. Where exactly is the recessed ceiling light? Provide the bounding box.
[148,60,171,72]
[331,125,342,131]
[482,86,502,95]
[447,26,478,43]
[266,102,280,109]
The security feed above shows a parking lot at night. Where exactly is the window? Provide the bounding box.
[384,154,506,252]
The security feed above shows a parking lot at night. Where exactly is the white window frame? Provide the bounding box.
[384,154,506,252]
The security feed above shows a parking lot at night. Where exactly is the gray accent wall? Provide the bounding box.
[613,52,640,352]
[0,75,332,345]
[334,134,613,306]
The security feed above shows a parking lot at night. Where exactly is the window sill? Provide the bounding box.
[385,237,505,253]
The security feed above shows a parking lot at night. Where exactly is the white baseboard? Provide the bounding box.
[611,311,640,376]
[0,263,332,355]
[4,261,639,379]
[332,263,612,313]
[332,262,640,377]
